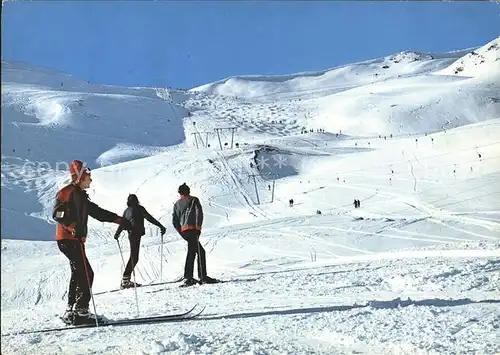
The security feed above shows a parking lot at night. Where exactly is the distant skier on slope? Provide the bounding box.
[172,183,219,287]
[114,194,166,288]
[52,160,132,325]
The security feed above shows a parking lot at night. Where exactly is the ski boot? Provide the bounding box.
[72,308,108,326]
[179,277,201,288]
[121,276,142,289]
[61,307,76,325]
[200,276,221,284]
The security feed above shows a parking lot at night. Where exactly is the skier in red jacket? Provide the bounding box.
[53,160,131,325]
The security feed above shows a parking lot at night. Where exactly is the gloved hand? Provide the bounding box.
[160,226,166,236]
[70,224,85,241]
[67,225,76,236]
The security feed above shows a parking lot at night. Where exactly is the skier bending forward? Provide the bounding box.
[114,194,166,289]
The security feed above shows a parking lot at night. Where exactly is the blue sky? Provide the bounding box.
[2,1,499,89]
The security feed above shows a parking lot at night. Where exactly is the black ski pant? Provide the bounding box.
[57,239,94,311]
[180,230,206,280]
[123,233,141,279]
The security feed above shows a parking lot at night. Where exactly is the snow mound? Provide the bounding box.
[313,74,500,136]
[95,143,172,166]
[438,36,500,77]
[387,51,434,64]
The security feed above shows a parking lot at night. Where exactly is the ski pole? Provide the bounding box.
[197,232,204,285]
[80,242,99,328]
[129,240,140,317]
[117,240,126,272]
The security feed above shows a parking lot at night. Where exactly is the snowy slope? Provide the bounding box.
[191,37,500,137]
[191,49,456,99]
[2,38,500,355]
[1,61,189,240]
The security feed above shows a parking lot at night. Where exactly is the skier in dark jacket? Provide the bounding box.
[114,194,166,288]
[172,183,218,286]
[53,160,132,325]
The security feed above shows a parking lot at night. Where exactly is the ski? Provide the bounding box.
[147,276,261,294]
[94,277,184,295]
[178,278,224,287]
[2,304,204,336]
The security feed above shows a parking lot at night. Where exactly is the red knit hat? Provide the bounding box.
[69,160,91,183]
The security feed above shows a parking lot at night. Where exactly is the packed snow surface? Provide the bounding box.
[2,37,500,354]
